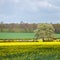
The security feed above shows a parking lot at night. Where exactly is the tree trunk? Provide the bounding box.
[42,37,44,42]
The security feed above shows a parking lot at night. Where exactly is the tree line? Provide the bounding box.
[0,22,37,33]
[0,22,60,33]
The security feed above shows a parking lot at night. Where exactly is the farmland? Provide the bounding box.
[0,42,60,60]
[0,0,60,59]
[0,33,34,40]
[0,33,60,40]
[0,33,60,60]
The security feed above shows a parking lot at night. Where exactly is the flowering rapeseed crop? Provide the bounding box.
[0,42,60,60]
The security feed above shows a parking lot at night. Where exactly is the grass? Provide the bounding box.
[0,42,60,60]
[55,34,60,38]
[0,32,60,40]
[0,32,34,39]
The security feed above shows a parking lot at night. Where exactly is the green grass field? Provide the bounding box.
[0,33,34,39]
[0,42,60,60]
[0,32,60,40]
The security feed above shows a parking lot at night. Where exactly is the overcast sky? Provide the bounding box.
[0,0,60,23]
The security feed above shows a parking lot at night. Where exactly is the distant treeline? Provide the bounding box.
[53,24,60,33]
[0,22,60,33]
[0,22,37,33]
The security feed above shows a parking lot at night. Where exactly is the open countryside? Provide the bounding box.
[0,0,60,60]
[0,33,60,39]
[0,23,60,60]
[0,32,60,60]
[0,42,60,60]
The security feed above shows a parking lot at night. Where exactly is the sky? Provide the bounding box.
[0,0,60,23]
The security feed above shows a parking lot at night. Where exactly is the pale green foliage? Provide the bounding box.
[34,23,55,41]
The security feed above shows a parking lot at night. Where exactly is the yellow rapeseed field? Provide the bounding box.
[0,42,60,46]
[0,41,60,60]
